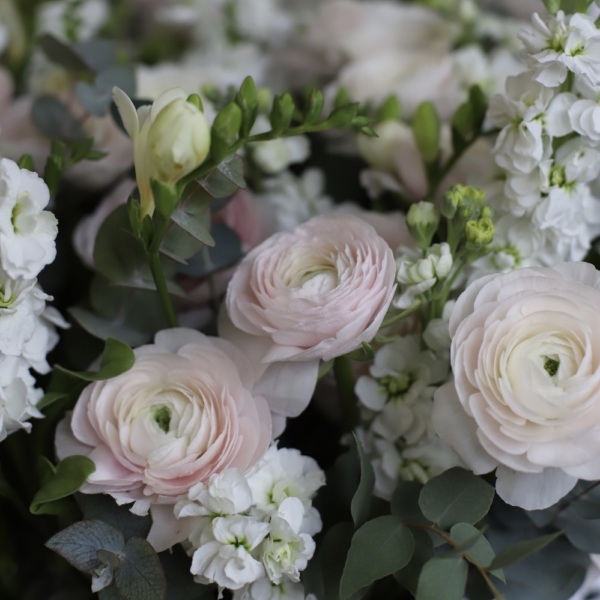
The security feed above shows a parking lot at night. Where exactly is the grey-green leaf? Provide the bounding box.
[490,531,563,570]
[419,467,494,529]
[340,515,414,599]
[415,557,468,600]
[46,520,125,575]
[449,523,495,568]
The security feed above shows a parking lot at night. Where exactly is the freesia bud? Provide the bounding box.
[147,96,210,184]
[407,201,440,249]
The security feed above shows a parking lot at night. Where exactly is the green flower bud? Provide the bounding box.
[406,201,440,249]
[441,184,486,219]
[465,217,495,246]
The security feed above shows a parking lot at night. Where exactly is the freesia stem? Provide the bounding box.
[149,251,178,328]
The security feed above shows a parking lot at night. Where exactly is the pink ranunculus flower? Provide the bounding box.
[433,263,600,510]
[55,329,272,540]
[225,213,396,363]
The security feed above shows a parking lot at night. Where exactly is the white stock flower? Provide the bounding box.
[252,136,310,175]
[488,74,554,175]
[233,576,309,600]
[246,446,325,523]
[191,515,270,590]
[0,355,42,441]
[256,168,333,232]
[519,11,600,88]
[177,469,254,519]
[423,300,455,354]
[394,243,452,309]
[433,263,600,510]
[0,158,57,279]
[261,497,315,584]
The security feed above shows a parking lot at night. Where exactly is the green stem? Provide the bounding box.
[333,356,360,432]
[148,251,178,328]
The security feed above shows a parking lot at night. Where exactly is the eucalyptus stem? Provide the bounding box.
[333,355,360,432]
[148,251,178,328]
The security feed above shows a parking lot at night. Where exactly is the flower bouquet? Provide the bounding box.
[2,0,600,599]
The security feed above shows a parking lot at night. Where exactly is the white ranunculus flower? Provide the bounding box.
[0,158,57,279]
[433,263,600,510]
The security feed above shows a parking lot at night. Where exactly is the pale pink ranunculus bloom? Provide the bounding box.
[433,263,600,511]
[224,213,396,363]
[55,328,272,524]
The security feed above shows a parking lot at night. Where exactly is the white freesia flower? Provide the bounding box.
[433,263,600,510]
[113,87,210,216]
[0,355,42,441]
[0,158,57,279]
[519,11,600,88]
[191,515,270,590]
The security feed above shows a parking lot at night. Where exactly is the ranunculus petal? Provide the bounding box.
[495,465,577,510]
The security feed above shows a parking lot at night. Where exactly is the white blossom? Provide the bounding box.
[0,158,57,279]
[233,576,310,600]
[0,355,42,441]
[191,515,270,590]
[519,11,600,88]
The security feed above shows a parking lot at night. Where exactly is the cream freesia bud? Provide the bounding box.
[113,87,211,217]
[147,94,210,184]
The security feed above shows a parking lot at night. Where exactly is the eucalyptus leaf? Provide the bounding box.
[37,33,92,72]
[490,531,563,569]
[350,432,375,529]
[30,456,96,515]
[340,515,414,599]
[93,204,150,285]
[419,468,494,529]
[76,66,135,117]
[46,520,125,575]
[415,557,468,600]
[55,337,135,382]
[391,481,430,526]
[394,528,435,596]
[199,155,245,199]
[449,523,495,568]
[113,537,167,600]
[72,39,118,72]
[77,493,152,540]
[176,222,242,278]
[69,307,151,347]
[559,503,600,553]
[32,95,85,140]
[317,522,354,600]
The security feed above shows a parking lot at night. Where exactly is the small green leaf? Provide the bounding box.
[236,76,258,137]
[151,180,179,219]
[31,456,96,514]
[377,95,401,122]
[69,307,151,347]
[17,154,35,171]
[46,520,125,575]
[415,557,468,600]
[340,515,414,599]
[419,467,494,529]
[490,531,563,570]
[559,504,600,553]
[413,101,440,164]
[350,433,375,529]
[394,529,435,596]
[55,337,135,382]
[199,155,245,199]
[317,522,354,600]
[37,391,69,410]
[323,103,359,128]
[211,102,242,160]
[304,88,324,125]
